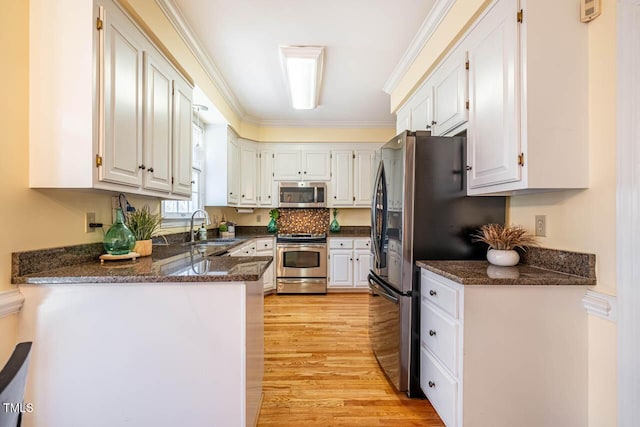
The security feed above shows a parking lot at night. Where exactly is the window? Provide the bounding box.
[161,122,206,226]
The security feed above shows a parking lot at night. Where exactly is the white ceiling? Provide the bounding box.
[172,0,436,127]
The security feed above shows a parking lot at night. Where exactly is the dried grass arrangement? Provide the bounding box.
[126,205,161,241]
[473,224,537,251]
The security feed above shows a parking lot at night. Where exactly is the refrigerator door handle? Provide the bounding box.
[371,161,384,268]
[368,273,399,304]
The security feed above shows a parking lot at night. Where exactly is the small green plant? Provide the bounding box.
[269,209,280,220]
[126,205,161,241]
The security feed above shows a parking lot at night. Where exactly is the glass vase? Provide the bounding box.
[103,208,136,255]
[267,217,277,233]
[330,211,340,232]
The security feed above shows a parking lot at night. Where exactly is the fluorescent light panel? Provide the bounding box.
[279,46,324,110]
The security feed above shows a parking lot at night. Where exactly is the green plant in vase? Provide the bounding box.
[126,205,162,257]
[330,208,341,232]
[267,209,279,233]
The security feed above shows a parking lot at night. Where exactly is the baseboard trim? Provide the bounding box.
[0,288,25,318]
[582,290,617,322]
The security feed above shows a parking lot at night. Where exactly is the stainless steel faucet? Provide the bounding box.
[190,209,211,243]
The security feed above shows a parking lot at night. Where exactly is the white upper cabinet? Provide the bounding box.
[273,150,330,181]
[433,50,468,136]
[396,106,412,134]
[302,151,331,181]
[239,140,258,205]
[259,150,275,207]
[227,134,241,205]
[467,0,519,189]
[395,0,588,196]
[142,50,173,193]
[29,0,193,199]
[354,150,375,206]
[100,1,144,188]
[171,73,194,196]
[409,83,434,132]
[330,151,354,206]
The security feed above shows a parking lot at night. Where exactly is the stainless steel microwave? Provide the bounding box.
[278,182,326,208]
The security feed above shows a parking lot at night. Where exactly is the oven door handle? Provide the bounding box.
[277,243,327,249]
[368,273,400,305]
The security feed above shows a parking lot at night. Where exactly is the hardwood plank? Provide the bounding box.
[258,294,444,426]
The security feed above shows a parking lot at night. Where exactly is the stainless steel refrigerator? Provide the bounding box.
[368,130,505,396]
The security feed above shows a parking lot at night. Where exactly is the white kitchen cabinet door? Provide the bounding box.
[396,105,411,134]
[259,150,275,206]
[100,3,144,187]
[227,135,241,205]
[330,150,354,206]
[354,250,371,288]
[142,50,172,193]
[433,51,468,136]
[240,142,258,205]
[171,75,193,196]
[467,0,519,189]
[410,84,434,132]
[328,250,353,288]
[302,151,331,181]
[354,150,375,206]
[273,150,301,180]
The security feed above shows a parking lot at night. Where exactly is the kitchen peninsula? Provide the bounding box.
[12,240,271,427]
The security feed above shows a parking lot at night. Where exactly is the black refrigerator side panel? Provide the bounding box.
[412,136,506,261]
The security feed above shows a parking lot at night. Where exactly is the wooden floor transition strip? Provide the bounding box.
[258,294,444,426]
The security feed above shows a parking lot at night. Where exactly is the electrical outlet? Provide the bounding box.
[256,214,262,223]
[85,212,96,233]
[535,215,547,237]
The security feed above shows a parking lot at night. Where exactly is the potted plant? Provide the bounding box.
[472,224,537,266]
[126,205,162,257]
[267,209,279,233]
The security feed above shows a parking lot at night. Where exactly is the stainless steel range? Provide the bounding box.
[276,233,327,294]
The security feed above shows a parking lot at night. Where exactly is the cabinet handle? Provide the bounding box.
[268,195,271,199]
[138,164,146,170]
[356,258,359,262]
[229,192,233,195]
[428,381,436,388]
[466,165,473,171]
[304,171,307,174]
[431,120,437,126]
[298,171,301,174]
[340,243,343,246]
[429,330,436,336]
[426,125,431,130]
[148,167,154,173]
[264,244,268,247]
[429,290,437,296]
[191,180,195,184]
[334,196,337,199]
[242,194,245,198]
[366,242,369,246]
[350,258,353,261]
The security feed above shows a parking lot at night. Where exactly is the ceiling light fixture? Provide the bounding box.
[279,45,325,110]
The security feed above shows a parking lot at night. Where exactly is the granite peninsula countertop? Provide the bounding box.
[12,235,273,285]
[417,258,596,286]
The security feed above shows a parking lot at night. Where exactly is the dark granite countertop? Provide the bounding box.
[12,235,274,285]
[328,226,371,238]
[416,260,596,286]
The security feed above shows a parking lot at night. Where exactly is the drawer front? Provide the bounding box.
[255,238,274,250]
[421,270,459,318]
[329,238,353,249]
[421,348,458,427]
[421,302,458,376]
[353,238,371,249]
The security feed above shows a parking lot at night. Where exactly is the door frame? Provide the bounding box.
[617,0,640,424]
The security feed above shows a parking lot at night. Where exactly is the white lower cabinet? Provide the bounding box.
[229,238,275,293]
[419,268,587,427]
[328,238,371,290]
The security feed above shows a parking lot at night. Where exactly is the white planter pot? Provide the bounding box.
[486,249,520,267]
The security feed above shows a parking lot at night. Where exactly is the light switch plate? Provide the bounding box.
[535,215,547,237]
[85,212,96,233]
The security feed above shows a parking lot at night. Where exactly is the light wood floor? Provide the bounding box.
[258,293,444,426]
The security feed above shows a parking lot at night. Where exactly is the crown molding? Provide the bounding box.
[582,290,617,322]
[257,119,395,128]
[154,0,246,118]
[383,0,456,95]
[0,288,24,318]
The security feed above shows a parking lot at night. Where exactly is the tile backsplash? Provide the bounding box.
[277,209,330,234]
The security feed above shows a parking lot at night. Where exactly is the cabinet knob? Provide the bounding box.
[268,195,271,199]
[340,243,343,246]
[264,244,268,247]
[191,180,195,184]
[334,196,337,199]
[429,289,437,296]
[242,194,245,198]
[429,330,436,336]
[350,258,353,261]
[148,167,154,173]
[466,165,473,171]
[431,120,437,126]
[428,381,436,388]
[229,192,233,195]
[298,171,301,174]
[356,258,359,262]
[138,164,146,170]
[426,125,431,130]
[304,171,307,174]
